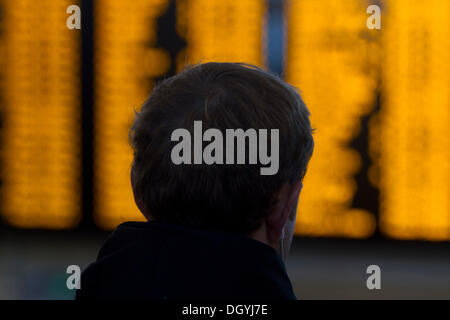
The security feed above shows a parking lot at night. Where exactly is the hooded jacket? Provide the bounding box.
[75,221,296,300]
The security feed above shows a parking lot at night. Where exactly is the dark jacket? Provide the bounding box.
[75,221,296,300]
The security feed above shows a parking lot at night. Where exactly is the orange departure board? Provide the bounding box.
[286,0,378,238]
[94,0,267,229]
[2,0,447,240]
[176,0,266,67]
[93,0,171,229]
[0,0,81,228]
[375,0,450,240]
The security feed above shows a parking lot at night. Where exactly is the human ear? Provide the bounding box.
[265,182,303,244]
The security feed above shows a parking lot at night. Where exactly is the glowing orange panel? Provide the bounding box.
[176,0,266,68]
[94,0,171,229]
[376,0,450,240]
[286,0,378,238]
[0,0,81,229]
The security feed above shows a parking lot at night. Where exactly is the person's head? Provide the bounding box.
[129,62,314,261]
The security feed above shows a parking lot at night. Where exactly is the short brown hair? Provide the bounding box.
[130,62,314,234]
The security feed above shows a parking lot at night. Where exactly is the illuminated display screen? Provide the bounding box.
[176,0,266,66]
[0,0,448,240]
[375,0,450,240]
[286,0,378,238]
[93,0,171,229]
[0,0,81,228]
[94,0,266,229]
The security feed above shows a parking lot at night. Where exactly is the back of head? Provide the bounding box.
[129,62,314,234]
